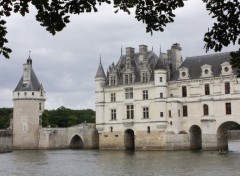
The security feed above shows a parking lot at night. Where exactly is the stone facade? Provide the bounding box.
[95,43,240,150]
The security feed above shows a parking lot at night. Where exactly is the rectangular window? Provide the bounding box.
[24,92,27,96]
[110,76,116,86]
[178,110,180,117]
[160,112,164,117]
[125,75,129,84]
[182,86,187,97]
[142,72,148,82]
[160,77,163,82]
[125,88,133,99]
[111,93,116,102]
[205,84,210,95]
[32,92,34,96]
[225,82,230,94]
[39,103,42,111]
[147,126,150,133]
[126,105,134,119]
[143,90,148,100]
[168,110,172,118]
[125,74,133,84]
[129,74,133,84]
[160,93,163,98]
[143,107,149,119]
[183,105,188,117]
[111,109,116,120]
[226,103,231,115]
[110,126,113,132]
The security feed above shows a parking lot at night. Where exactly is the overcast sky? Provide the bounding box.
[0,0,238,110]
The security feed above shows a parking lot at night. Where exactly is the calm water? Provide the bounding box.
[0,148,240,176]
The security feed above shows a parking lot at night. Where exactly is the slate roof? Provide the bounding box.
[171,52,235,80]
[14,68,42,92]
[95,61,106,79]
[114,51,160,83]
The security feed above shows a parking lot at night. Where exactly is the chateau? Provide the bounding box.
[95,43,240,150]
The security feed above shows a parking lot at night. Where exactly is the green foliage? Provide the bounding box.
[42,106,95,128]
[0,108,12,129]
[0,0,239,63]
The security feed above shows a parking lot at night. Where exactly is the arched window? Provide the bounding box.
[203,104,209,116]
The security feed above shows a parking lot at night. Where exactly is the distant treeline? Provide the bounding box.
[0,107,95,129]
[42,106,95,127]
[0,108,12,129]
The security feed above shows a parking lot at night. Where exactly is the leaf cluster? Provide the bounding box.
[203,0,240,52]
[0,0,239,69]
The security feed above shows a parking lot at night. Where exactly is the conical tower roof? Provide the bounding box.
[95,60,106,79]
[14,58,42,92]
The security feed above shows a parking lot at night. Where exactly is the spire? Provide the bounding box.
[95,56,106,79]
[121,45,123,56]
[160,45,162,55]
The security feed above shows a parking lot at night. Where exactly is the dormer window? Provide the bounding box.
[124,74,133,84]
[142,72,148,82]
[201,64,212,77]
[221,62,232,76]
[109,75,117,86]
[178,67,189,80]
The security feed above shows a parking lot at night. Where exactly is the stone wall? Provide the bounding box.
[0,130,12,153]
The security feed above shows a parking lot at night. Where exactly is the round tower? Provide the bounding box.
[12,57,46,149]
[154,58,168,126]
[95,59,106,132]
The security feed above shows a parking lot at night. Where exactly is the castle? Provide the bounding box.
[95,43,240,150]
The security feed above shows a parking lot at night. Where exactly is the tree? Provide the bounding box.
[0,1,239,67]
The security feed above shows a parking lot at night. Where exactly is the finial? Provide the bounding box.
[27,50,32,64]
[100,54,102,64]
[121,44,123,56]
[160,45,162,55]
[152,46,153,51]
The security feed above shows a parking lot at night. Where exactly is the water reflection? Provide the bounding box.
[0,148,240,176]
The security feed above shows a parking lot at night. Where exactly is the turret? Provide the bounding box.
[13,56,46,149]
[95,59,106,131]
[95,59,106,96]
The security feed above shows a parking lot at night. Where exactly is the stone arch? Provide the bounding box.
[69,134,84,149]
[179,131,187,134]
[189,125,202,150]
[217,121,239,150]
[124,129,135,150]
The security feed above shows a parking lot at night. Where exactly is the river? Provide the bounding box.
[0,147,240,176]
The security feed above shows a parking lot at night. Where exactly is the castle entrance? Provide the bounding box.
[189,125,202,150]
[124,129,135,150]
[69,135,84,149]
[217,121,239,150]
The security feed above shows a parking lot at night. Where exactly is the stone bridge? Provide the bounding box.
[39,123,98,149]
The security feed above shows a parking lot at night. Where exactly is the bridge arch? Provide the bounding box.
[124,129,135,150]
[189,125,202,150]
[69,134,84,149]
[217,121,239,150]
